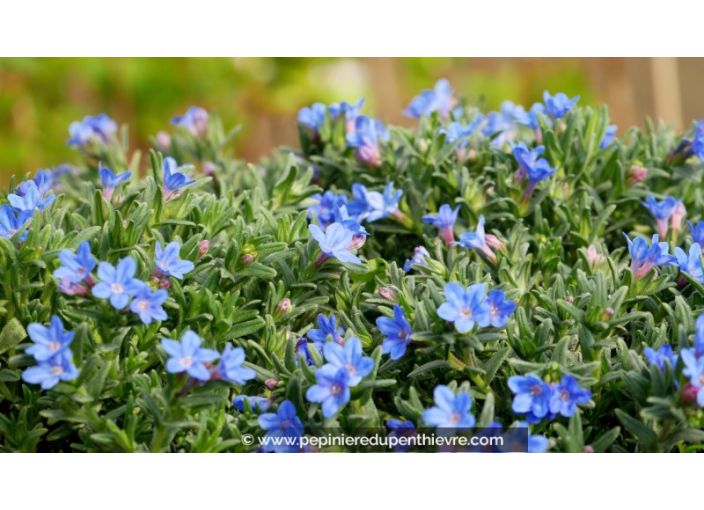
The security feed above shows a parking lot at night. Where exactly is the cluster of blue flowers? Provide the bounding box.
[296,313,345,366]
[438,282,516,333]
[21,316,79,389]
[508,374,592,424]
[67,114,117,147]
[161,330,256,384]
[1,169,61,243]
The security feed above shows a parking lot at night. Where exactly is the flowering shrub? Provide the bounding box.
[2,80,704,453]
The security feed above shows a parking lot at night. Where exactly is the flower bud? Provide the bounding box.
[671,201,686,233]
[265,378,278,391]
[583,445,594,453]
[159,278,171,290]
[198,240,210,258]
[276,298,292,316]
[203,161,216,177]
[566,296,574,304]
[156,131,171,152]
[241,253,254,265]
[604,307,614,318]
[627,165,648,185]
[586,245,604,269]
[379,287,397,302]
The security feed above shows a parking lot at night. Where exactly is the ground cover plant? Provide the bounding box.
[1,80,704,452]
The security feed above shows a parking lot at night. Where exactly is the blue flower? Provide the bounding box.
[25,315,74,362]
[507,422,549,453]
[21,350,79,390]
[485,290,516,328]
[67,114,117,146]
[404,246,430,272]
[508,374,552,421]
[482,101,526,147]
[0,205,32,242]
[347,182,401,223]
[641,195,680,238]
[129,286,168,325]
[330,98,365,129]
[15,170,55,199]
[7,181,55,212]
[644,344,677,371]
[525,158,557,187]
[162,157,195,200]
[295,338,315,367]
[404,79,456,119]
[171,106,209,136]
[600,125,618,149]
[692,120,704,162]
[695,314,704,356]
[687,221,704,245]
[161,330,219,381]
[332,204,368,240]
[623,233,677,279]
[309,222,361,265]
[53,241,96,284]
[233,395,271,413]
[155,241,195,279]
[91,256,146,309]
[437,282,491,333]
[457,215,502,263]
[422,385,476,429]
[517,102,550,131]
[217,343,256,384]
[99,164,131,200]
[323,336,374,386]
[298,102,327,131]
[423,204,459,245]
[377,304,412,360]
[387,419,416,453]
[307,314,345,352]
[543,91,579,118]
[439,118,484,148]
[548,375,592,418]
[306,365,351,418]
[675,243,704,282]
[345,115,389,166]
[258,400,305,453]
[511,141,545,181]
[307,191,348,230]
[680,348,704,407]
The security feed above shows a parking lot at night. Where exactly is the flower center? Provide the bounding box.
[330,383,342,396]
[491,305,498,317]
[561,389,570,401]
[159,261,169,270]
[110,282,124,294]
[180,356,194,368]
[137,300,149,312]
[49,341,61,352]
[459,306,472,319]
[450,412,461,424]
[530,384,543,396]
[51,365,64,376]
[345,364,356,375]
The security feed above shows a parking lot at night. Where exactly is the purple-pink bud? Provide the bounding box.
[379,287,397,302]
[241,253,254,265]
[156,131,171,152]
[203,162,216,177]
[265,379,278,391]
[627,165,648,185]
[198,240,210,258]
[276,298,292,316]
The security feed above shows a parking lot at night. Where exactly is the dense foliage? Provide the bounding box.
[1,81,704,452]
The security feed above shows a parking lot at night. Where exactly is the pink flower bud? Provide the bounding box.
[265,379,278,391]
[583,445,594,453]
[241,253,254,265]
[276,298,292,316]
[604,307,614,318]
[203,162,216,177]
[379,287,397,302]
[159,278,171,290]
[566,296,574,304]
[627,165,648,185]
[586,245,604,269]
[671,201,686,233]
[198,240,210,258]
[156,131,171,152]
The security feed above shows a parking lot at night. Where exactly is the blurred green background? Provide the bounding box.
[2,57,702,184]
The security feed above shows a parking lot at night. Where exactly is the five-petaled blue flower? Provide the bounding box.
[517,102,550,131]
[347,182,401,223]
[7,180,56,212]
[67,113,117,146]
[508,373,552,422]
[377,304,412,360]
[437,282,491,334]
[155,241,195,279]
[423,204,459,245]
[161,330,219,381]
[53,240,96,284]
[298,103,327,131]
[404,79,457,119]
[21,350,79,390]
[485,289,516,328]
[91,256,145,309]
[258,400,305,453]
[162,157,196,200]
[644,344,677,371]
[234,395,271,413]
[549,375,592,418]
[217,343,256,384]
[305,365,351,418]
[512,142,546,181]
[675,243,704,282]
[25,315,74,362]
[543,91,580,118]
[623,233,677,280]
[308,191,348,230]
[308,314,345,352]
[404,246,430,272]
[687,221,704,246]
[680,348,704,407]
[345,116,389,167]
[332,204,368,240]
[482,101,525,147]
[600,125,618,149]
[422,385,476,429]
[309,222,361,265]
[99,164,131,200]
[440,118,484,148]
[171,106,209,137]
[0,204,32,242]
[323,336,374,386]
[129,286,168,325]
[641,195,680,239]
